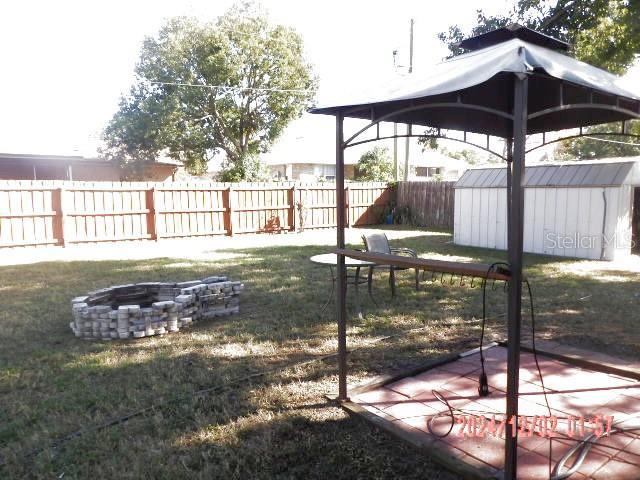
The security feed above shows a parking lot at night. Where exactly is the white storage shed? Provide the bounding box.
[453,159,640,260]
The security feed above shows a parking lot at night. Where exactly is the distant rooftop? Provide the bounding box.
[0,152,181,166]
[264,148,470,167]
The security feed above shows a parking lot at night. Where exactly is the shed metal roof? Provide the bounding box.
[455,160,638,188]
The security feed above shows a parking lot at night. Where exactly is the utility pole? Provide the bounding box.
[408,18,414,74]
[393,124,398,180]
[403,18,414,181]
[392,49,399,181]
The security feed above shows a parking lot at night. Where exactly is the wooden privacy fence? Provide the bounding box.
[0,180,392,248]
[396,181,455,229]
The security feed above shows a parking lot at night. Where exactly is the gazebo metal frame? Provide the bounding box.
[345,123,640,160]
[311,24,640,479]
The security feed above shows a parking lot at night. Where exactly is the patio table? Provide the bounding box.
[309,253,376,319]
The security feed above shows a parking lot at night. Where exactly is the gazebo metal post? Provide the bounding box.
[335,112,349,401]
[313,24,640,480]
[504,73,528,479]
[505,138,513,250]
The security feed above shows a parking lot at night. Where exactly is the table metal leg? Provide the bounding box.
[367,267,378,307]
[317,264,373,320]
[353,266,362,319]
[389,267,397,297]
[319,265,335,318]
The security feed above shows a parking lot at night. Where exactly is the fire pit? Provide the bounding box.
[70,276,244,340]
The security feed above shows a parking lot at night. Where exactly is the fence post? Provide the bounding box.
[225,186,234,236]
[53,187,67,247]
[146,187,158,241]
[345,185,351,228]
[0,181,397,249]
[289,184,297,232]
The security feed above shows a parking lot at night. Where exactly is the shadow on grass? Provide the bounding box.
[1,230,640,477]
[176,412,460,480]
[2,317,477,478]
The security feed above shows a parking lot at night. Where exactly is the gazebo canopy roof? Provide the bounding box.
[456,23,569,52]
[310,26,640,138]
[316,26,640,480]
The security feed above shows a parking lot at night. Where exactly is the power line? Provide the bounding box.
[148,80,311,94]
[584,136,640,147]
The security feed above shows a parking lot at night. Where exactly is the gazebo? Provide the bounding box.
[310,24,640,479]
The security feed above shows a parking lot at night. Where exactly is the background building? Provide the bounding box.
[0,153,181,181]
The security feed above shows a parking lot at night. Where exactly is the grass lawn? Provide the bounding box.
[1,226,639,479]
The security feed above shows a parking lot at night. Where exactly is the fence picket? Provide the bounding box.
[396,181,454,229]
[0,180,393,247]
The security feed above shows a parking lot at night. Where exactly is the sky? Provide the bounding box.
[1,0,638,165]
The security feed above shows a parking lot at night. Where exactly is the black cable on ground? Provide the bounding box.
[427,390,458,437]
[479,262,510,397]
[429,273,640,479]
[549,415,640,479]
[1,316,483,469]
[0,350,340,468]
[427,260,512,437]
[524,278,554,478]
[7,273,635,477]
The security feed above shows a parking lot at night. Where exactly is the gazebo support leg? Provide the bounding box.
[336,112,349,401]
[505,138,513,249]
[504,73,528,479]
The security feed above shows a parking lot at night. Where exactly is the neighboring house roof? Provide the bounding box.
[0,152,107,165]
[412,150,471,170]
[0,152,180,167]
[455,158,640,189]
[264,137,471,170]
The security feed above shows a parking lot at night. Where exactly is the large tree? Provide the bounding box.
[102,3,317,180]
[555,122,640,159]
[355,146,395,182]
[439,0,640,159]
[440,0,640,73]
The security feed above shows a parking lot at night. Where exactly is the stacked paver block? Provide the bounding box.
[70,276,244,340]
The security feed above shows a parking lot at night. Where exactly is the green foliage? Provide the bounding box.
[417,127,440,150]
[438,9,510,58]
[571,1,640,75]
[439,0,640,160]
[101,2,317,180]
[555,121,640,160]
[393,205,413,225]
[439,147,487,165]
[418,128,502,164]
[439,1,640,74]
[379,200,396,223]
[355,146,394,181]
[418,135,497,167]
[218,153,270,182]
